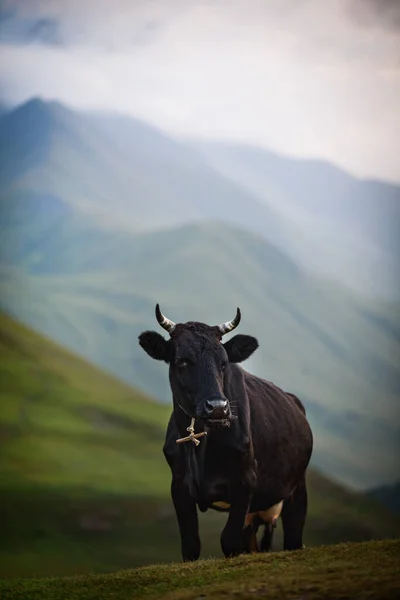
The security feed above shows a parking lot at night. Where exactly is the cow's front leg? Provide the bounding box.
[171,477,201,561]
[220,481,252,558]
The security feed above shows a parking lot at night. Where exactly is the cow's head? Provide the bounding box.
[138,304,258,426]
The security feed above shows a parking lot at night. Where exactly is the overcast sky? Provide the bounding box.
[0,0,399,182]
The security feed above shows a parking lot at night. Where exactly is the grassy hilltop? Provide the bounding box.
[1,540,399,600]
[1,311,399,580]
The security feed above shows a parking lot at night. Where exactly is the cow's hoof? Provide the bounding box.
[182,550,200,562]
[222,547,245,558]
[182,540,201,562]
[284,544,305,551]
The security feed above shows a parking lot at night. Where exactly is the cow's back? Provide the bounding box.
[243,370,313,499]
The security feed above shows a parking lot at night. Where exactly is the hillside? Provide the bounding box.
[189,140,400,299]
[1,539,399,600]
[1,312,399,579]
[1,191,400,488]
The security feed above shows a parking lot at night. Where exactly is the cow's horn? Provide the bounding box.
[155,303,176,334]
[218,307,241,335]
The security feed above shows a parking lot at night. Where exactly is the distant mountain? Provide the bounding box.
[1,190,399,489]
[1,97,398,299]
[0,98,286,239]
[188,140,400,299]
[0,102,10,119]
[367,481,400,516]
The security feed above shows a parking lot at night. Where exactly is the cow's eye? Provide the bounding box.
[176,358,188,368]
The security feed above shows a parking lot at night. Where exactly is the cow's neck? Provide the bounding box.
[171,397,207,505]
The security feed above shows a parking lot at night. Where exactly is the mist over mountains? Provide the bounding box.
[189,140,400,298]
[3,97,398,298]
[0,97,399,490]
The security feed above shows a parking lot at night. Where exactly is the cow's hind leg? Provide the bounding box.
[243,517,261,553]
[281,477,308,551]
[259,519,277,552]
[171,478,201,561]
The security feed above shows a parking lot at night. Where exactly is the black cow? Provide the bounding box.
[138,305,313,560]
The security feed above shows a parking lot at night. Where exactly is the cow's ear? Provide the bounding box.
[223,334,258,363]
[138,331,171,362]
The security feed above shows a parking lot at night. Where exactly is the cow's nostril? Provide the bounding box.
[205,400,213,414]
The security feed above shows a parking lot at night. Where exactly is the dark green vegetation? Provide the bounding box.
[368,481,400,516]
[1,313,399,579]
[1,98,399,491]
[1,539,399,600]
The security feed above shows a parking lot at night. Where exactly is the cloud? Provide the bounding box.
[348,0,400,31]
[0,0,187,49]
[2,0,399,62]
[0,0,399,182]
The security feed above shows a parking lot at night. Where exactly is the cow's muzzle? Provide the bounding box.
[203,397,230,424]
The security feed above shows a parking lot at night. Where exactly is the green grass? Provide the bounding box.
[1,311,399,580]
[1,539,399,600]
[0,310,171,496]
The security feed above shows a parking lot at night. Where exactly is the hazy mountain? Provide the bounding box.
[188,141,400,299]
[0,98,286,239]
[0,102,10,119]
[1,97,398,300]
[1,189,399,489]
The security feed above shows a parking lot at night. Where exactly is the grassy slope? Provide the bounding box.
[1,540,399,600]
[1,204,400,489]
[1,312,399,580]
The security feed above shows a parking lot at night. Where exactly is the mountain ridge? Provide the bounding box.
[184,138,400,187]
[3,96,399,300]
[187,139,400,298]
[0,97,287,239]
